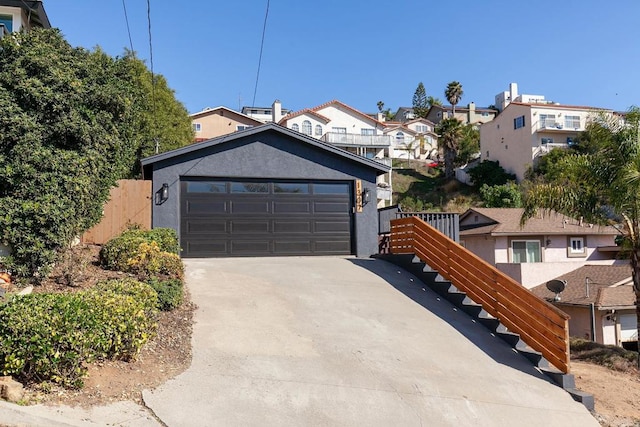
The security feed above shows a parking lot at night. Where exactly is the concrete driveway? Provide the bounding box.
[142,257,596,427]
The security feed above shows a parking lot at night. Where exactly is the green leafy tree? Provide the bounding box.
[125,53,193,176]
[445,81,463,116]
[0,29,162,278]
[412,82,429,118]
[467,160,516,187]
[376,100,393,121]
[427,96,443,109]
[435,117,463,179]
[521,107,640,366]
[456,124,480,167]
[480,183,522,208]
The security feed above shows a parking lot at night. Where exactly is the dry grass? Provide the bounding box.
[570,338,638,373]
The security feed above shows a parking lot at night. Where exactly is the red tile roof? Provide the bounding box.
[279,100,385,127]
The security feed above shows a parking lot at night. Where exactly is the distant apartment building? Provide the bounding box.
[241,100,292,123]
[0,0,50,37]
[426,102,497,126]
[480,100,610,181]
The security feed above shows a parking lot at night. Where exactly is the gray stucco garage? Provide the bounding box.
[141,123,389,257]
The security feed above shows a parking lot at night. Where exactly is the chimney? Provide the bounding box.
[509,83,519,102]
[377,112,385,122]
[272,99,282,123]
[468,102,476,112]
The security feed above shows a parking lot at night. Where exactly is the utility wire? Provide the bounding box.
[122,0,134,52]
[146,0,158,153]
[252,0,270,106]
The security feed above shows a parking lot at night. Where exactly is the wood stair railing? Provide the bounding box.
[390,216,570,373]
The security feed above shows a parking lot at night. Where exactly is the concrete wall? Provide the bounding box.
[460,236,495,265]
[149,129,382,257]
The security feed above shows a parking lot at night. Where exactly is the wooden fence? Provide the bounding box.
[81,180,152,244]
[390,216,571,374]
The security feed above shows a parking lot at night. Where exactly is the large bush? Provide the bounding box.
[467,160,516,187]
[146,277,184,312]
[0,278,157,388]
[99,227,180,272]
[0,29,192,280]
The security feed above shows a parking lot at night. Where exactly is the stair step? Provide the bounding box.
[477,310,500,331]
[459,297,483,317]
[495,324,522,347]
[515,342,548,367]
[446,285,467,305]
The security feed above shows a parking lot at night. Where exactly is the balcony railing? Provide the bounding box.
[322,132,391,147]
[535,120,583,132]
[376,187,392,201]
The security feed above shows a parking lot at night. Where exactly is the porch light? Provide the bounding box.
[362,188,370,206]
[156,183,169,205]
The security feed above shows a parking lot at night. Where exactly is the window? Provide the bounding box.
[291,123,299,132]
[539,114,556,128]
[313,183,350,194]
[274,183,310,194]
[231,182,269,193]
[396,132,405,142]
[187,181,226,193]
[302,120,312,135]
[332,127,347,134]
[0,15,13,32]
[416,125,428,133]
[511,240,541,263]
[565,115,581,129]
[568,237,586,257]
[237,125,253,131]
[192,123,201,132]
[541,137,554,145]
[514,115,525,129]
[315,125,323,136]
[361,128,374,136]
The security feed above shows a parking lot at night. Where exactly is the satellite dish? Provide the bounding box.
[546,279,566,301]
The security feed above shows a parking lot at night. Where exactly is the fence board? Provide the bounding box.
[81,180,152,244]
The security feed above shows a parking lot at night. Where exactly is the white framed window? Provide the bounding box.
[332,127,346,134]
[291,123,299,132]
[565,115,581,129]
[396,131,405,142]
[540,114,557,128]
[568,236,586,257]
[511,240,541,263]
[302,120,312,135]
[514,115,525,129]
[237,125,253,131]
[416,125,428,133]
[315,125,323,136]
[541,137,554,145]
[361,128,374,136]
[192,123,201,132]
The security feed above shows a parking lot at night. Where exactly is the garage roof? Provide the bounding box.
[141,122,391,178]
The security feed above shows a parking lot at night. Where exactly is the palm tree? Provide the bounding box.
[435,117,463,179]
[427,96,443,108]
[445,81,463,117]
[521,107,640,367]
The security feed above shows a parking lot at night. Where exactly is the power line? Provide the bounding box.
[121,0,134,52]
[252,0,270,107]
[146,0,158,153]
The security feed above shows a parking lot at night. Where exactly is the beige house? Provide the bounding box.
[479,101,611,181]
[383,118,438,160]
[459,208,621,288]
[190,107,263,142]
[530,265,636,348]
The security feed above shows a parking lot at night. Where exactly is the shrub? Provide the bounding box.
[125,241,184,280]
[467,160,516,187]
[146,277,183,311]
[0,279,158,388]
[99,227,179,271]
[480,182,523,208]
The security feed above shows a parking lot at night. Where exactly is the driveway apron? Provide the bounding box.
[143,257,597,427]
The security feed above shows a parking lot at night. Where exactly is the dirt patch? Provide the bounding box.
[573,361,640,426]
[12,245,195,407]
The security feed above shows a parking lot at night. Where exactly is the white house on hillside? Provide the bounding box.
[0,0,50,36]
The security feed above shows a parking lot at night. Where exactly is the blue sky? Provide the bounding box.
[47,1,639,115]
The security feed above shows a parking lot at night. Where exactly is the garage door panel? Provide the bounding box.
[187,200,227,214]
[315,221,351,233]
[181,179,353,257]
[230,220,270,234]
[314,201,350,213]
[185,220,227,234]
[231,240,271,254]
[273,201,311,214]
[274,221,312,233]
[231,201,271,214]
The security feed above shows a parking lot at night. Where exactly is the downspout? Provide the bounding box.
[590,303,597,343]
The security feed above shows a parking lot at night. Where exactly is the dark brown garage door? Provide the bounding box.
[180,178,354,257]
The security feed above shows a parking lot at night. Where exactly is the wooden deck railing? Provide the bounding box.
[390,216,570,374]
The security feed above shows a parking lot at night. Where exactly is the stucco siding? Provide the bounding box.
[149,130,381,257]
